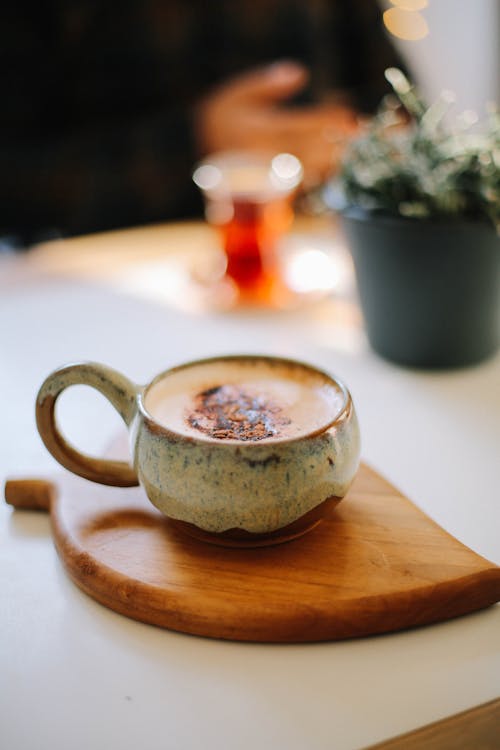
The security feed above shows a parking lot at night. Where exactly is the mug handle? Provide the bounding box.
[36,362,139,487]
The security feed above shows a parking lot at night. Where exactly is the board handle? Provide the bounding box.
[36,362,139,487]
[5,478,55,512]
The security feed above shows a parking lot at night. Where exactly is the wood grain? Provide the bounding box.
[364,698,500,750]
[5,463,500,642]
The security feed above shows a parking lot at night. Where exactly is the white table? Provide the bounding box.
[1,220,499,750]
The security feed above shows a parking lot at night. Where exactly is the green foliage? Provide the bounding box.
[338,69,500,231]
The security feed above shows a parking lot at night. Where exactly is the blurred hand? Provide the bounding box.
[195,61,360,187]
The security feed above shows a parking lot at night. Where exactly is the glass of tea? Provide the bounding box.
[193,151,303,304]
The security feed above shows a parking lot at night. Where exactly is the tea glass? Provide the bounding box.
[193,151,303,304]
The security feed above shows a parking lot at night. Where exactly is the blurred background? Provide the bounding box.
[381,0,499,115]
[0,0,498,250]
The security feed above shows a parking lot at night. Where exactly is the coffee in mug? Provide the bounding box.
[145,357,344,442]
[36,355,360,546]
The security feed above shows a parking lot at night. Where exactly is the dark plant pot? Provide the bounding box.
[340,208,500,368]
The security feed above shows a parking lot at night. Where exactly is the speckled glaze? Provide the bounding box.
[36,356,360,540]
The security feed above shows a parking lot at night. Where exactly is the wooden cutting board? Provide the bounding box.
[6,463,500,642]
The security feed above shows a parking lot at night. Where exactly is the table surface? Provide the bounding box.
[1,219,499,750]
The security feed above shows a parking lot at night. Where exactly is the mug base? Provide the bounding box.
[170,496,342,548]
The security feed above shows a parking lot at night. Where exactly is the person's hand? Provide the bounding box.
[195,61,360,187]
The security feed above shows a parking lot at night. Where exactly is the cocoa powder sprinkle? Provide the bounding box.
[186,385,290,440]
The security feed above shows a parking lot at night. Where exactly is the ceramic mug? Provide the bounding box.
[36,355,360,546]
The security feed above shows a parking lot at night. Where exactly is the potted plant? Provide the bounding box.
[329,68,500,368]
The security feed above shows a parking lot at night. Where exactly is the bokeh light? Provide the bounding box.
[192,164,222,191]
[389,0,428,10]
[270,153,303,189]
[383,7,429,41]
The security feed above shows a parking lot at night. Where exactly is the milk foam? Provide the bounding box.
[144,359,344,442]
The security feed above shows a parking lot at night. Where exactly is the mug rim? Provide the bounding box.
[138,354,352,446]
